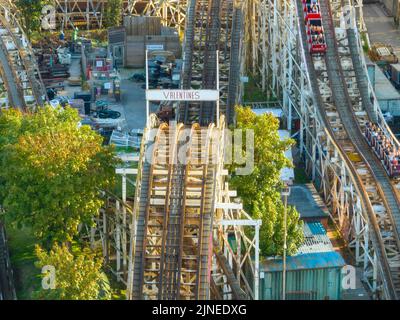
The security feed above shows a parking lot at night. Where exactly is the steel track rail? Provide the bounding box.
[161,125,194,299]
[199,0,221,125]
[195,123,213,298]
[175,125,203,299]
[179,0,238,125]
[158,123,183,299]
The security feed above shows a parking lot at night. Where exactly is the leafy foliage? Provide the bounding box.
[253,194,303,256]
[34,243,111,300]
[16,0,49,39]
[230,106,304,256]
[0,107,118,243]
[104,0,123,28]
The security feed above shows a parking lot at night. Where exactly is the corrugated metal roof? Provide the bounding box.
[261,251,345,272]
[308,221,326,235]
[260,222,338,269]
[297,222,333,254]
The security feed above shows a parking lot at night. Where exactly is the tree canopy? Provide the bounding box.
[230,106,304,256]
[104,0,123,28]
[34,243,111,300]
[0,106,118,244]
[16,0,49,38]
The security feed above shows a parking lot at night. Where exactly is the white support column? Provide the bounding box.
[372,252,378,297]
[216,50,220,127]
[122,174,128,271]
[116,200,121,281]
[145,50,150,128]
[254,221,260,300]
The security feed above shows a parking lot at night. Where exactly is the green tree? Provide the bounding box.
[230,106,304,256]
[253,194,303,256]
[104,0,122,28]
[16,0,49,39]
[34,243,111,300]
[0,106,118,244]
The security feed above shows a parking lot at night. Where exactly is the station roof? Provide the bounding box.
[261,222,344,272]
[261,251,345,272]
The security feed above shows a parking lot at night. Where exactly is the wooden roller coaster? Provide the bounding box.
[125,0,256,300]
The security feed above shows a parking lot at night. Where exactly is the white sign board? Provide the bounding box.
[146,44,164,51]
[146,90,219,102]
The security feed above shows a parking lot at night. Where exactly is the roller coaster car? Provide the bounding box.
[306,18,327,54]
[157,105,175,122]
[303,0,321,20]
[310,42,327,54]
[302,0,326,54]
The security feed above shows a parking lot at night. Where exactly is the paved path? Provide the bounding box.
[363,3,400,56]
[118,68,158,131]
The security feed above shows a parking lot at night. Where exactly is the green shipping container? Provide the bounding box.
[260,251,345,300]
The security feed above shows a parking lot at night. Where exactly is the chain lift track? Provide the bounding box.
[178,0,243,125]
[130,121,223,299]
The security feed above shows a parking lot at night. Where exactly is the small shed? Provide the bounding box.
[259,222,345,300]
